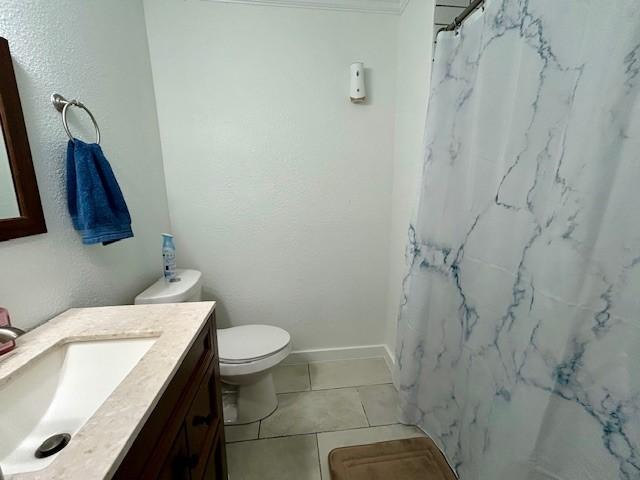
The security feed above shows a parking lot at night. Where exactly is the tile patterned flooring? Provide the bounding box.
[224,358,425,480]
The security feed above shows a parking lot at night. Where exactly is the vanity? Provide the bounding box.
[0,302,227,479]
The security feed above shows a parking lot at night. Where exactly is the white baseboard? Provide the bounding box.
[383,344,395,371]
[282,344,392,365]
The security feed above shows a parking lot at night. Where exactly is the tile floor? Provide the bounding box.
[224,358,425,480]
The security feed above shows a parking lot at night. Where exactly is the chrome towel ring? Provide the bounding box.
[51,93,101,145]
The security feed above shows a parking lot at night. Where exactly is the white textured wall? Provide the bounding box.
[384,0,435,355]
[0,0,170,330]
[144,0,397,350]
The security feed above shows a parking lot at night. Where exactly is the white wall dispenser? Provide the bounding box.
[350,62,366,103]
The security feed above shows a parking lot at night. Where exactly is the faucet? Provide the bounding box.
[0,326,25,343]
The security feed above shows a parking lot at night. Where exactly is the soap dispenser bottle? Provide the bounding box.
[162,233,177,282]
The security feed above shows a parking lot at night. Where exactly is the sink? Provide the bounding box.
[0,337,156,475]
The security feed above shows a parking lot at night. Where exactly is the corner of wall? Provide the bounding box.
[383,0,435,360]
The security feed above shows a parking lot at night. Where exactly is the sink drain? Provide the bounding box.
[34,433,71,458]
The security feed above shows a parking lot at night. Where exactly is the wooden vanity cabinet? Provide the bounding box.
[114,312,227,480]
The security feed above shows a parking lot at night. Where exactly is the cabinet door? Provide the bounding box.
[202,438,227,480]
[158,426,191,480]
[114,319,214,480]
[186,363,219,478]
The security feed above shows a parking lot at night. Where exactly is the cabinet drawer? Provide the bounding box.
[186,362,220,477]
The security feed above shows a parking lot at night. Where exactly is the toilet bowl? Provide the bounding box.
[218,325,291,424]
[134,269,291,425]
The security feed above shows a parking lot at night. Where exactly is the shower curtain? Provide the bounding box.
[394,1,640,479]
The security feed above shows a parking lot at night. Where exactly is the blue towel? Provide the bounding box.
[66,139,133,245]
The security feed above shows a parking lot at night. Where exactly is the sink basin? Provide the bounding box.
[0,337,156,475]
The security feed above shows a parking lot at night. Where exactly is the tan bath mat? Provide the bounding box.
[328,437,457,480]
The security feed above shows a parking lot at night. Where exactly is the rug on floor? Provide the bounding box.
[328,437,456,480]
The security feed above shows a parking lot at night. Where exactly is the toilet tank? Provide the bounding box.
[134,269,202,304]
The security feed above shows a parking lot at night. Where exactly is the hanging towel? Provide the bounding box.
[66,139,133,245]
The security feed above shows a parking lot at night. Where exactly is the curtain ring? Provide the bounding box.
[454,17,462,35]
[61,100,101,145]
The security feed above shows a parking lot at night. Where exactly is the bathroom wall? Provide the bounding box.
[0,1,170,330]
[144,0,398,351]
[384,0,435,358]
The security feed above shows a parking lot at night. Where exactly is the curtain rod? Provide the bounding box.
[438,0,485,34]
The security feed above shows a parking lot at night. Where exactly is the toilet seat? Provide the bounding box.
[218,325,291,376]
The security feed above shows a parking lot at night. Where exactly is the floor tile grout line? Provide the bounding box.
[358,387,372,427]
[276,387,312,394]
[283,382,394,395]
[311,381,393,391]
[225,421,416,444]
[314,433,323,480]
[226,431,325,445]
[273,363,313,394]
[250,422,406,441]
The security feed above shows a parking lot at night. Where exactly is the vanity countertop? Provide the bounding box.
[0,302,216,480]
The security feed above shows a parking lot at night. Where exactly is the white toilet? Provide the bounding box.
[135,269,291,425]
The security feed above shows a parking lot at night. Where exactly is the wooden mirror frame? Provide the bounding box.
[0,36,46,241]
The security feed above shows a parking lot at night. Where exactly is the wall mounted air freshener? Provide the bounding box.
[350,62,366,103]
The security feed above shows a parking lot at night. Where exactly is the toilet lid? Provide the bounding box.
[218,325,290,364]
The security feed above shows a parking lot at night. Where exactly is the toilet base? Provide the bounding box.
[222,371,278,425]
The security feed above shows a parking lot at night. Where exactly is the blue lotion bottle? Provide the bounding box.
[162,233,177,282]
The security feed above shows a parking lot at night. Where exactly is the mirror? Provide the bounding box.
[0,125,20,218]
[0,36,46,241]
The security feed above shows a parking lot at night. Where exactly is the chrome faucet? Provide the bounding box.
[0,326,25,343]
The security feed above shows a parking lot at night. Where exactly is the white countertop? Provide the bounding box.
[0,302,216,480]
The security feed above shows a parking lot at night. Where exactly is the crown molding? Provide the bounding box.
[201,0,410,15]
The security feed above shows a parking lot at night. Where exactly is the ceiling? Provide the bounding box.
[200,0,410,15]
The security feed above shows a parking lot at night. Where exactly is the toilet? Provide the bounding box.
[135,269,291,425]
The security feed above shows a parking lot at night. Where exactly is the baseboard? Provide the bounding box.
[282,344,391,365]
[383,344,395,371]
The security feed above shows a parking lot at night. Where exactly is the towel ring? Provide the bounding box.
[51,93,101,145]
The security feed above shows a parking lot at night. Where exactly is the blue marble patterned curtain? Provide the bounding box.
[394,1,640,479]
